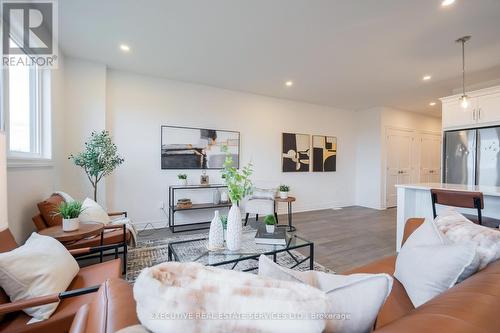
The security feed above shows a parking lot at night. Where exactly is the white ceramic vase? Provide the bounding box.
[220,191,229,203]
[62,218,79,232]
[265,224,275,233]
[279,191,289,199]
[226,203,242,251]
[208,211,224,250]
[179,178,188,186]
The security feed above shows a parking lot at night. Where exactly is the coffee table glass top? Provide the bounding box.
[168,227,312,266]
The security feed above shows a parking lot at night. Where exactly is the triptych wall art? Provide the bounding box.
[282,133,337,172]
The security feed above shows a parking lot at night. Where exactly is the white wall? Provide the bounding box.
[60,58,107,204]
[354,108,382,209]
[105,69,358,228]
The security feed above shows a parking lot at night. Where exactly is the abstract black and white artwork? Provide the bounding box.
[282,133,310,172]
[161,126,240,169]
[312,135,337,172]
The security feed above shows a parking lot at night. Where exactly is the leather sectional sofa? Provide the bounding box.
[69,218,500,333]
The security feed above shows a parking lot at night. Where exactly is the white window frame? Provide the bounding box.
[2,37,52,168]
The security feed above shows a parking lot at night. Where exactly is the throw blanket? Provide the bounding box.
[134,262,329,333]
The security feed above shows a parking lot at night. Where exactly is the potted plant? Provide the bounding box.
[177,173,188,186]
[58,201,84,232]
[69,131,124,202]
[221,145,253,251]
[264,214,276,233]
[279,185,290,199]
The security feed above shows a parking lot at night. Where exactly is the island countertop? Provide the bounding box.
[395,183,500,197]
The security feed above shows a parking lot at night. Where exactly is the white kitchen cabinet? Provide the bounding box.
[441,86,500,130]
[476,91,500,125]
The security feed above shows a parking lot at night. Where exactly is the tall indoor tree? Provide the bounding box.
[69,131,124,201]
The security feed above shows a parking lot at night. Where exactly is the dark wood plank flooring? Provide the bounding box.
[138,206,397,273]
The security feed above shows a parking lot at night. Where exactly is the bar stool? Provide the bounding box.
[430,189,500,228]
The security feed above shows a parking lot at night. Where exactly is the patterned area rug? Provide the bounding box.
[126,227,332,282]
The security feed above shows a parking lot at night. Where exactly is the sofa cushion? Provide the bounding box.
[259,255,393,333]
[435,210,500,269]
[37,194,65,227]
[343,256,414,329]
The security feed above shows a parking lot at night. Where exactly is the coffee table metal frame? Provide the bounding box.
[167,228,314,271]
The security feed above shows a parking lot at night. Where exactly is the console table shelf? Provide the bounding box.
[168,184,229,233]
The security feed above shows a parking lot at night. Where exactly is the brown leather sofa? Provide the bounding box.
[0,229,122,333]
[70,218,500,333]
[33,194,132,250]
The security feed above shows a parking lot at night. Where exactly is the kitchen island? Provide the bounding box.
[395,183,500,251]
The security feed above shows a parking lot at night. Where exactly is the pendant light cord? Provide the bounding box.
[461,39,465,97]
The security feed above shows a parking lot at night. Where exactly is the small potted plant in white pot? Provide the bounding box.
[58,201,84,232]
[279,184,290,199]
[177,173,188,186]
[264,214,276,233]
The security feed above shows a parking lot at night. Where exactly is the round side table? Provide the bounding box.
[275,196,296,232]
[39,222,104,244]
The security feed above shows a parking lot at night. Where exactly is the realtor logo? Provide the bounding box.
[1,0,58,67]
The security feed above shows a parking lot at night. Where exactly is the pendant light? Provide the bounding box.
[456,36,471,109]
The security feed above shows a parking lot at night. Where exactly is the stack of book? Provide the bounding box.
[254,224,286,245]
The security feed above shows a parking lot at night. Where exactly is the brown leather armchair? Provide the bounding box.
[33,194,131,273]
[0,228,122,333]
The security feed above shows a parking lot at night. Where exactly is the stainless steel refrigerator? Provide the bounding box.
[444,127,500,186]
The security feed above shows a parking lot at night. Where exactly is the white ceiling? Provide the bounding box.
[59,0,500,116]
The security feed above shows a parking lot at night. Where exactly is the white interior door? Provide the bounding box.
[386,129,414,208]
[419,133,442,183]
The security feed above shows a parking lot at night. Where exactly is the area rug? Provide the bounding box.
[126,227,332,282]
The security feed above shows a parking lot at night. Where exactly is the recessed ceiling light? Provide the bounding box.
[285,81,293,87]
[429,102,436,106]
[422,75,432,81]
[119,44,130,52]
[441,0,455,7]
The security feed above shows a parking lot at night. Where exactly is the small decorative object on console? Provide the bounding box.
[208,211,224,250]
[200,170,209,185]
[177,173,188,186]
[264,214,276,233]
[212,189,221,204]
[176,198,192,209]
[220,189,229,203]
[279,184,290,199]
[57,201,84,232]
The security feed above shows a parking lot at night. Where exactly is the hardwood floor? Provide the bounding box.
[138,205,397,273]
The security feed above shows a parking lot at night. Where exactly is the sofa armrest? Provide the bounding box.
[108,211,127,218]
[32,214,48,231]
[0,285,99,316]
[401,218,425,247]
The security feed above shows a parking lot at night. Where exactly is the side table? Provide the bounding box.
[274,196,297,232]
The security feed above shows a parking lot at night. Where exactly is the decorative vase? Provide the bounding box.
[220,190,229,203]
[266,224,275,233]
[212,189,221,205]
[279,191,289,199]
[178,178,188,186]
[226,203,242,251]
[62,218,79,232]
[208,211,224,250]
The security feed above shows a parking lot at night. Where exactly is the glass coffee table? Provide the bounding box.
[168,227,314,271]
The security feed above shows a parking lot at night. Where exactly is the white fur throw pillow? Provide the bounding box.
[258,255,393,333]
[134,262,328,333]
[434,210,500,269]
[79,198,111,224]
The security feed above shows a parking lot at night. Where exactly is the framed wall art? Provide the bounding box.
[161,125,240,169]
[312,135,337,172]
[282,133,310,172]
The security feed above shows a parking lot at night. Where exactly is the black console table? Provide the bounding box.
[168,184,231,233]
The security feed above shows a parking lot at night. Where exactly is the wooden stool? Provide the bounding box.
[431,189,500,228]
